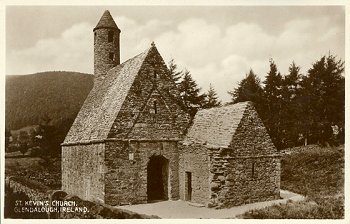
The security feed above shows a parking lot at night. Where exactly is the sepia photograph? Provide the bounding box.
[1,2,347,222]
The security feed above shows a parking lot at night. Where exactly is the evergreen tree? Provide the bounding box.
[36,114,63,157]
[284,62,302,99]
[263,59,284,149]
[264,59,283,101]
[203,84,222,109]
[300,54,344,146]
[281,62,303,147]
[178,70,207,116]
[166,58,185,109]
[228,69,264,104]
[168,59,183,85]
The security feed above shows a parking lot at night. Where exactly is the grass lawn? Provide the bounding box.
[241,144,344,219]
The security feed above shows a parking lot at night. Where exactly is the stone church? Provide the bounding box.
[62,10,281,208]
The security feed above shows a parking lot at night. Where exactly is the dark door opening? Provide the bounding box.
[147,155,169,202]
[185,172,192,201]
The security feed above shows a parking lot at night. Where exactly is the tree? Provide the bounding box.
[18,131,29,155]
[36,114,64,158]
[283,62,302,99]
[178,70,207,116]
[203,84,221,109]
[300,54,344,146]
[228,69,266,129]
[263,59,284,149]
[280,62,303,147]
[168,59,183,85]
[228,69,264,104]
[264,59,283,100]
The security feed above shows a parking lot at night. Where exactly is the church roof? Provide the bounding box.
[94,10,120,31]
[64,47,151,143]
[183,102,250,148]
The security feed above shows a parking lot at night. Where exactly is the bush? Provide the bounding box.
[242,197,344,219]
[28,146,44,157]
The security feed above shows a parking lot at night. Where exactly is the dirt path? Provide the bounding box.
[118,190,304,219]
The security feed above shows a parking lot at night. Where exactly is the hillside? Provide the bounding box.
[242,145,344,219]
[6,71,93,130]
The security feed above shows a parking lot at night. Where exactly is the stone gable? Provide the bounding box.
[229,102,278,156]
[108,46,190,140]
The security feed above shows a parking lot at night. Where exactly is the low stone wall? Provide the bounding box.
[6,176,52,201]
[4,176,159,219]
[56,194,159,219]
[5,176,52,218]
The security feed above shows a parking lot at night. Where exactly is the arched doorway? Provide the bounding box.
[147,155,169,201]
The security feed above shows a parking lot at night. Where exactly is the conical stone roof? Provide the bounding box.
[93,10,120,31]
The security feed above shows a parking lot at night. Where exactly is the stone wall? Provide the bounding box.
[57,195,159,219]
[179,144,210,205]
[5,177,50,218]
[104,140,179,205]
[6,176,51,201]
[207,103,280,208]
[108,46,190,140]
[5,177,158,219]
[61,143,105,203]
[208,148,280,208]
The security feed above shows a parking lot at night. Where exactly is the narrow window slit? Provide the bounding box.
[108,31,114,42]
[154,101,157,114]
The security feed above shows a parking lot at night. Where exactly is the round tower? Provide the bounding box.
[93,10,121,81]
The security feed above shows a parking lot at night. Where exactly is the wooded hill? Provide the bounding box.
[6,71,93,131]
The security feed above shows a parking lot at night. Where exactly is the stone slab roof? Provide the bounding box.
[94,10,120,31]
[183,102,250,148]
[64,47,151,143]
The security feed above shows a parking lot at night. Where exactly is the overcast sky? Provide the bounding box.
[6,5,345,102]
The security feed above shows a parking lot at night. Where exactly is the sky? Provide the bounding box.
[6,5,345,102]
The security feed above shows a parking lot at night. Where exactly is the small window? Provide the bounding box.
[129,152,134,161]
[109,52,114,60]
[153,70,157,79]
[108,31,114,42]
[153,101,157,114]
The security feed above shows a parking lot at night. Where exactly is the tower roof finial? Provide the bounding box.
[94,10,120,32]
[151,41,155,47]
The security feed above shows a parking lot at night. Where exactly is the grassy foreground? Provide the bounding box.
[242,144,344,219]
[5,156,61,189]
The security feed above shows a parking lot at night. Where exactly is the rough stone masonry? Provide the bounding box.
[61,10,280,209]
